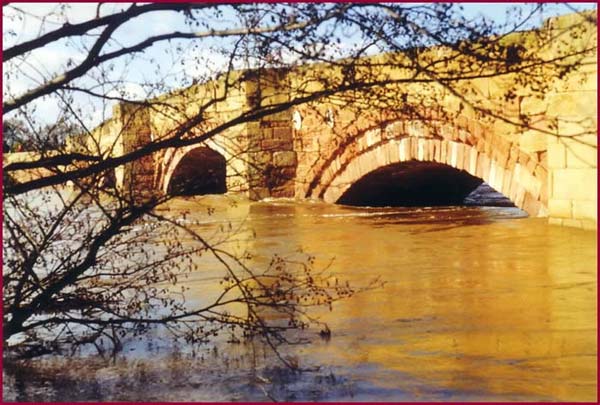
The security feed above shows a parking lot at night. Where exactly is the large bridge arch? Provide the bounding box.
[309,130,547,217]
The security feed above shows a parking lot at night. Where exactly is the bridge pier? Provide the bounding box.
[244,69,297,200]
[113,102,156,199]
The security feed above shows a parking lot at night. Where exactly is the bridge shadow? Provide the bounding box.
[337,161,484,208]
[335,160,524,234]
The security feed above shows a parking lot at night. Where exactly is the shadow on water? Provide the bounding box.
[333,205,528,234]
[334,175,525,234]
[1,341,412,402]
[3,345,546,402]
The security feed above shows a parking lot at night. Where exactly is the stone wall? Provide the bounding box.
[112,103,154,196]
[245,69,297,199]
[539,13,596,230]
[3,152,54,184]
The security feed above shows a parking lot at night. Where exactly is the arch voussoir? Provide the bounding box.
[314,130,546,217]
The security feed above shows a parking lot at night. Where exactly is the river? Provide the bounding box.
[3,196,597,401]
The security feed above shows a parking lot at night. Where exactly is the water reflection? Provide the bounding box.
[4,197,597,401]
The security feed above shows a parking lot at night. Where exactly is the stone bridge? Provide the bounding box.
[14,12,594,228]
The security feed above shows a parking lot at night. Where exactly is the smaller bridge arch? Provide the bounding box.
[162,145,227,196]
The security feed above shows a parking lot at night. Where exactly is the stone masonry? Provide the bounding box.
[6,11,594,229]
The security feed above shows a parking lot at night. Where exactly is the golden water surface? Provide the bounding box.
[4,196,597,401]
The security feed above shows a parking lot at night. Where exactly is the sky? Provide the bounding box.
[2,2,597,129]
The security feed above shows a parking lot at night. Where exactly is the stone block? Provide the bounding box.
[440,141,447,163]
[506,153,518,171]
[357,135,369,151]
[534,165,548,185]
[492,165,505,193]
[273,151,297,167]
[526,159,537,175]
[264,93,290,106]
[548,199,572,218]
[410,137,418,158]
[251,151,272,165]
[520,95,547,116]
[547,92,597,121]
[260,127,274,138]
[457,115,468,130]
[464,148,477,174]
[468,120,484,141]
[434,139,442,162]
[484,140,493,156]
[330,156,342,172]
[521,169,542,200]
[273,127,293,140]
[497,137,513,156]
[417,139,426,160]
[439,123,454,140]
[519,130,548,153]
[515,187,526,208]
[517,151,531,166]
[247,135,262,150]
[476,154,484,179]
[406,121,421,137]
[387,141,400,163]
[548,217,564,226]
[455,143,465,169]
[479,155,491,181]
[572,200,597,221]
[487,160,497,188]
[366,129,381,147]
[581,219,597,231]
[271,184,295,198]
[523,193,541,217]
[268,111,293,122]
[539,180,549,205]
[448,142,456,166]
[465,132,478,146]
[476,139,486,153]
[359,152,377,174]
[227,175,247,193]
[562,218,584,229]
[501,168,512,196]
[427,141,435,162]
[376,146,388,165]
[564,139,597,169]
[509,175,520,202]
[249,187,271,200]
[490,148,507,168]
[552,168,597,201]
[261,139,293,151]
[493,119,519,139]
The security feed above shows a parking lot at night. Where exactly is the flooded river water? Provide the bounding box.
[3,196,597,401]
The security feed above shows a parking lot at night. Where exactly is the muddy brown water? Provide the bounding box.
[3,196,597,401]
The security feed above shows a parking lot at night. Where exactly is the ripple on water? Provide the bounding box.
[5,198,596,402]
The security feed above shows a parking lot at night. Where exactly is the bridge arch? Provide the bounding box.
[312,135,546,217]
[336,160,486,207]
[162,145,227,196]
